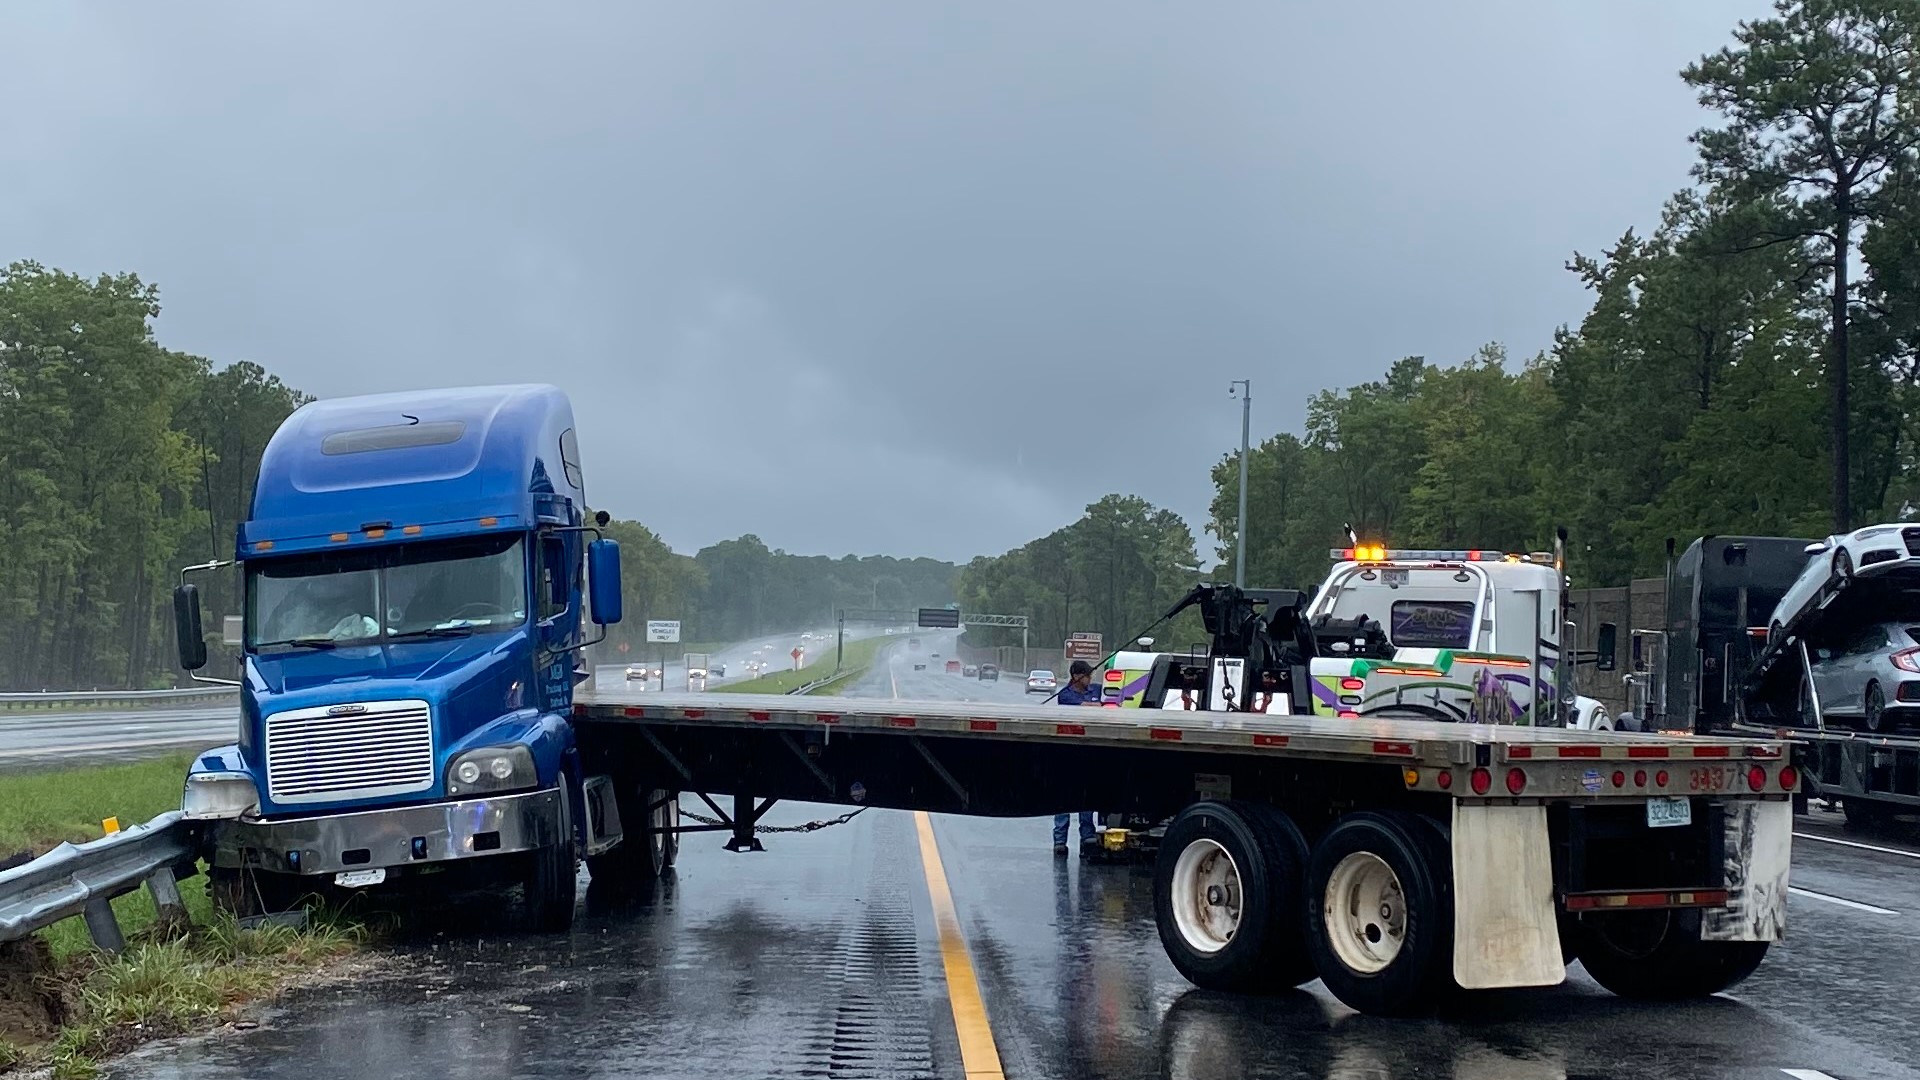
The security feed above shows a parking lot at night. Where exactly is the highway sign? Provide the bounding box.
[791,646,804,669]
[1064,633,1104,662]
[646,620,682,643]
[918,607,961,629]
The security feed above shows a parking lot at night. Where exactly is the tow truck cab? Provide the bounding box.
[171,384,625,928]
[1302,544,1612,729]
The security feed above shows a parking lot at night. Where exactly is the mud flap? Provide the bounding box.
[1451,802,1565,989]
[1701,799,1790,942]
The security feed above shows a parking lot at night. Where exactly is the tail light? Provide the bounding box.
[1505,768,1527,795]
[1469,768,1492,795]
[1633,769,1648,788]
[1893,648,1920,673]
[1747,765,1768,792]
[1611,770,1626,789]
[1436,770,1454,790]
[1780,765,1799,790]
[1655,769,1670,788]
[1340,677,1366,691]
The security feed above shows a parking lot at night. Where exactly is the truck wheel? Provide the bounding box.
[209,867,307,918]
[586,784,672,886]
[1153,801,1314,994]
[524,786,578,933]
[1574,909,1766,1000]
[661,792,681,869]
[1304,811,1454,1017]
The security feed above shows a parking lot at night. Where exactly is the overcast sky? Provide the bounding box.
[2,1,1765,564]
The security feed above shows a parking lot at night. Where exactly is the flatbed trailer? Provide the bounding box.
[572,687,1796,1017]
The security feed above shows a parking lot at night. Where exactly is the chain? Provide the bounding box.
[680,806,870,834]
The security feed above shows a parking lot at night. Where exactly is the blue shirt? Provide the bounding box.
[1057,681,1101,705]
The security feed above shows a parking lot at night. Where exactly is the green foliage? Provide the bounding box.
[0,752,198,856]
[956,494,1205,655]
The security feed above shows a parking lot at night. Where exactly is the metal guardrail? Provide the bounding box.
[0,812,197,951]
[0,686,239,710]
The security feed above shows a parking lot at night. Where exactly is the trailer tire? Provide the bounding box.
[1304,811,1454,1017]
[1153,801,1314,994]
[524,785,578,933]
[1574,909,1766,1000]
[662,793,681,868]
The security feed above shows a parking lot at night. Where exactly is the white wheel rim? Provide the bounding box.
[1170,838,1243,954]
[1324,851,1407,974]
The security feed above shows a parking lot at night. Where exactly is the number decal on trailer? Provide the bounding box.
[1687,766,1731,792]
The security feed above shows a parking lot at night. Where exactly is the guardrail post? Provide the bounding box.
[146,865,189,933]
[82,896,125,953]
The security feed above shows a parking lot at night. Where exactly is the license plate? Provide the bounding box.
[1382,568,1409,586]
[334,868,387,888]
[1646,797,1692,829]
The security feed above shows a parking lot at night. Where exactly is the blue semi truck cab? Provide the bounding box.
[171,384,641,930]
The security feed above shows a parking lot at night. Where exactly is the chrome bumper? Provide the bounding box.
[211,787,563,876]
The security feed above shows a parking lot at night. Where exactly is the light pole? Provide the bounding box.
[1229,380,1251,588]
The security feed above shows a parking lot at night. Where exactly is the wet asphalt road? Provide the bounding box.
[109,632,1920,1080]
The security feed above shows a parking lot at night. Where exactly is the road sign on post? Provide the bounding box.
[646,620,681,644]
[618,642,630,654]
[791,646,804,670]
[918,608,961,629]
[1064,633,1104,664]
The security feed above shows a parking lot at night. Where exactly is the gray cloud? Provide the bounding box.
[0,0,1766,562]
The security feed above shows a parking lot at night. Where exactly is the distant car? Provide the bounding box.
[712,663,727,677]
[978,664,999,682]
[946,660,962,673]
[930,652,940,659]
[624,664,647,681]
[913,662,927,671]
[1026,669,1057,694]
[1771,524,1920,643]
[963,664,978,677]
[1802,620,1920,732]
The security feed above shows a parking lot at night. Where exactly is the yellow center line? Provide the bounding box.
[913,810,1006,1080]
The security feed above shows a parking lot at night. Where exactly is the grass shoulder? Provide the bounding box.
[712,635,890,696]
[0,757,371,1078]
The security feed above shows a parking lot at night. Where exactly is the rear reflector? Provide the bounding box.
[1693,745,1731,758]
[1627,746,1670,759]
[1557,746,1602,758]
[1563,889,1730,911]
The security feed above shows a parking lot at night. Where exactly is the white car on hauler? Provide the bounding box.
[1769,524,1920,644]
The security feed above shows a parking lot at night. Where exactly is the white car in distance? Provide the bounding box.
[1026,669,1058,695]
[1770,524,1920,644]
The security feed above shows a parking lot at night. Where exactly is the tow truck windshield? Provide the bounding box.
[247,533,528,649]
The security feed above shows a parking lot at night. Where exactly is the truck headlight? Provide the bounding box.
[447,745,537,796]
[182,772,259,820]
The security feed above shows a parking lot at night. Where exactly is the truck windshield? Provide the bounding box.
[247,534,527,648]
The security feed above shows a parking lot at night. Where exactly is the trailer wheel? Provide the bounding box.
[524,785,578,933]
[1574,909,1766,1000]
[661,792,681,868]
[1153,802,1314,993]
[1304,812,1454,1016]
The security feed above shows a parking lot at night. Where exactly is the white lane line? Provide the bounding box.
[1796,830,1920,860]
[1788,885,1898,915]
[1783,1069,1843,1080]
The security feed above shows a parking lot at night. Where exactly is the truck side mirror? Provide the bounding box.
[588,538,623,625]
[174,584,208,671]
[1595,622,1617,673]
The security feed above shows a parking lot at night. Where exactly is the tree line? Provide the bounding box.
[1209,1,1920,593]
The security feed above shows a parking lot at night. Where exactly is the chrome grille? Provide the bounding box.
[264,699,435,804]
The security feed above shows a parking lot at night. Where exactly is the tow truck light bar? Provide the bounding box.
[1332,546,1510,563]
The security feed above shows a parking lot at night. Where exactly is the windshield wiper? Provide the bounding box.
[252,636,348,650]
[385,626,478,641]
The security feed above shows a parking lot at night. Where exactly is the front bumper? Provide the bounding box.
[211,787,563,876]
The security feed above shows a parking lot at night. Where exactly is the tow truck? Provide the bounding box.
[1628,535,1920,827]
[574,580,1795,1017]
[1303,538,1613,730]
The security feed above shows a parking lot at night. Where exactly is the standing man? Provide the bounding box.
[1053,660,1100,857]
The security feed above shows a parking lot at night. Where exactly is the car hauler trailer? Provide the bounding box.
[571,684,1795,1017]
[169,385,637,931]
[1626,535,1920,825]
